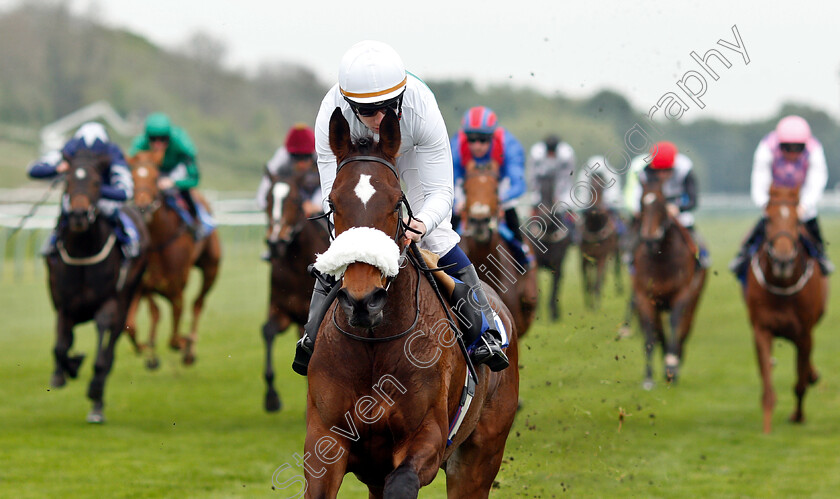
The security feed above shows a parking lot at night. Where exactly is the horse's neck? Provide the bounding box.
[150,202,186,243]
[63,216,111,254]
[466,231,501,263]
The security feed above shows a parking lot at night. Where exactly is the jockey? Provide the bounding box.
[28,122,140,259]
[627,141,710,267]
[293,40,509,376]
[730,115,832,277]
[528,134,577,234]
[451,106,531,267]
[129,112,215,240]
[256,123,322,215]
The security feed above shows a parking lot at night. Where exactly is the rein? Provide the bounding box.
[750,253,815,296]
[57,233,116,266]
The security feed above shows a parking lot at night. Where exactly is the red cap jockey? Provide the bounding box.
[649,141,678,169]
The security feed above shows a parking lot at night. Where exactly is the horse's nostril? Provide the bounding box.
[367,288,388,311]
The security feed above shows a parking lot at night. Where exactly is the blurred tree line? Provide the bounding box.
[1,2,838,194]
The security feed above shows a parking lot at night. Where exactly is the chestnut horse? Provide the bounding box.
[579,180,622,310]
[301,108,519,498]
[125,151,221,368]
[460,163,538,338]
[260,166,329,412]
[633,178,706,389]
[46,149,148,422]
[745,185,827,433]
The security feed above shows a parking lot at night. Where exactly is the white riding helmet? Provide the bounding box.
[73,122,109,147]
[339,40,407,105]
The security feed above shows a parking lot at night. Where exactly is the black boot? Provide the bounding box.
[729,218,766,275]
[804,218,834,275]
[292,266,339,376]
[451,264,509,372]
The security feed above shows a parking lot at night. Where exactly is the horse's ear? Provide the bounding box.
[329,107,352,160]
[378,110,401,160]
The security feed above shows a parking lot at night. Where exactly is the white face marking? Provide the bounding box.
[780,206,790,219]
[271,182,290,221]
[470,202,491,217]
[136,167,149,178]
[643,192,657,206]
[74,168,86,179]
[354,174,376,207]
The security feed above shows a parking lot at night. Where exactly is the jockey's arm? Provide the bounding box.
[751,143,773,209]
[679,171,698,211]
[101,159,134,202]
[170,159,200,190]
[798,144,828,220]
[27,151,64,179]
[499,131,527,208]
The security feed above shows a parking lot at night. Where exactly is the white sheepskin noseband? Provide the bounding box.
[314,226,401,279]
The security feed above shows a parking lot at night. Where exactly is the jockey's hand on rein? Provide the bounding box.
[158,177,175,190]
[666,203,680,218]
[402,217,426,245]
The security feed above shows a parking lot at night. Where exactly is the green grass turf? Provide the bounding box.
[1,215,839,498]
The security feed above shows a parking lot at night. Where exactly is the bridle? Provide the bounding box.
[317,152,424,342]
[752,198,813,295]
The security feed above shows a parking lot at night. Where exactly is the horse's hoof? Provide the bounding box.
[183,353,196,366]
[50,373,66,388]
[66,354,85,378]
[265,391,282,413]
[789,412,805,424]
[809,370,820,385]
[617,325,633,338]
[169,337,186,351]
[642,379,655,391]
[145,357,160,370]
[86,410,105,424]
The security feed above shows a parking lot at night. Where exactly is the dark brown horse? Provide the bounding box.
[745,185,826,433]
[527,202,575,321]
[302,108,519,498]
[632,178,706,389]
[579,180,622,310]
[46,149,148,422]
[125,151,221,368]
[460,162,537,338]
[260,166,329,412]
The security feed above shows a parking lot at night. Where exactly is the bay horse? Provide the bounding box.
[301,108,519,498]
[125,150,221,368]
[260,165,329,412]
[460,162,537,338]
[46,149,148,423]
[745,185,826,433]
[632,178,706,389]
[578,179,622,310]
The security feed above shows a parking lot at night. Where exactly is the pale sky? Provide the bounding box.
[4,0,840,123]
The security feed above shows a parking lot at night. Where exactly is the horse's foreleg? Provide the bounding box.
[262,310,291,412]
[87,300,119,423]
[168,292,185,353]
[145,295,161,370]
[581,256,592,309]
[124,290,143,354]
[614,241,623,294]
[595,258,607,310]
[550,269,562,321]
[384,424,447,498]
[665,303,687,384]
[185,258,219,366]
[51,312,78,387]
[636,295,657,390]
[790,332,815,424]
[753,326,776,433]
[302,407,349,499]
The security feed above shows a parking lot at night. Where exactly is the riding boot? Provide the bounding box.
[292,266,339,376]
[451,264,509,372]
[729,218,766,276]
[804,218,834,275]
[114,210,141,259]
[687,226,710,269]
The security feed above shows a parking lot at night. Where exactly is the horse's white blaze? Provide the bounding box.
[780,206,790,219]
[643,192,657,206]
[136,167,149,178]
[354,174,376,207]
[665,353,679,367]
[271,182,290,221]
[470,202,491,217]
[74,168,86,179]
